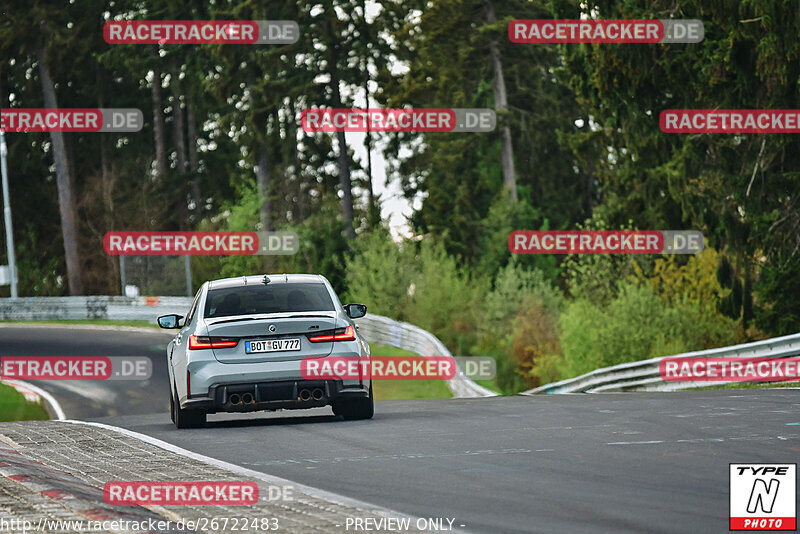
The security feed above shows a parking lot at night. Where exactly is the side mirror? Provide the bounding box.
[344,304,367,319]
[157,314,184,329]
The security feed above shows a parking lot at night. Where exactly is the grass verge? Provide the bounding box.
[369,344,453,401]
[0,383,49,421]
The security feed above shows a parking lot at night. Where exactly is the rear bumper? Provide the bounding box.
[181,378,369,413]
[177,344,370,412]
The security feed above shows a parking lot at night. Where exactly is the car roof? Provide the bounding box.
[207,274,325,290]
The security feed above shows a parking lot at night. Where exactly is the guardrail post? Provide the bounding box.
[184,255,192,297]
[0,129,18,298]
[119,256,126,296]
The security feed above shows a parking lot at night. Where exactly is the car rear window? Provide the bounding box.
[204,283,335,318]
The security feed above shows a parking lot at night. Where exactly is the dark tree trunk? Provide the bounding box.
[363,73,376,227]
[99,88,118,293]
[37,45,83,295]
[247,80,272,271]
[187,96,201,215]
[330,76,355,239]
[256,145,271,234]
[361,0,376,227]
[100,138,118,293]
[171,67,191,295]
[324,13,356,239]
[286,99,305,221]
[584,160,596,215]
[150,46,167,179]
[484,0,518,202]
[171,72,188,229]
[256,142,271,272]
[743,266,753,328]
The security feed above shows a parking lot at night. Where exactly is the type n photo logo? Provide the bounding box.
[730,464,796,530]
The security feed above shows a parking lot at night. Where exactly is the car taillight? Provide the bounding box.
[307,325,356,342]
[188,335,239,350]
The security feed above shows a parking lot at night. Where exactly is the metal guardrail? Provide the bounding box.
[522,332,800,394]
[0,296,194,322]
[0,297,496,398]
[354,314,497,398]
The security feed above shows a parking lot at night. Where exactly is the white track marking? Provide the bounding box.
[607,440,664,445]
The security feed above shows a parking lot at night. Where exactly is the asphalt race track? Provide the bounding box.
[4,326,800,533]
[0,325,172,417]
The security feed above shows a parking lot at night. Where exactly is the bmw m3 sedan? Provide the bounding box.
[157,274,372,428]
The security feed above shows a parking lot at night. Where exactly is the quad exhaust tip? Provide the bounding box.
[231,389,319,404]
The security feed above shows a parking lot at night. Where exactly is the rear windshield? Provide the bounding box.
[203,283,335,318]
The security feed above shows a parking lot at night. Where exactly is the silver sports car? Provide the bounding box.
[157,274,372,428]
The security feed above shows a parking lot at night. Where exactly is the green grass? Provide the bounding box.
[369,344,454,401]
[0,319,158,328]
[0,383,49,421]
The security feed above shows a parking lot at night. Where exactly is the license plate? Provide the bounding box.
[245,338,301,353]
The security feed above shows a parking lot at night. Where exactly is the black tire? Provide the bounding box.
[169,390,175,423]
[333,383,374,420]
[172,387,206,429]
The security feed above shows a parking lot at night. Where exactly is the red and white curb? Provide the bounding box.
[0,441,188,531]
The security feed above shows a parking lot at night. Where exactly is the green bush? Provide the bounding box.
[10,223,66,296]
[755,257,800,336]
[344,234,480,354]
[481,260,562,331]
[561,214,640,304]
[473,261,564,393]
[558,283,737,378]
[344,228,414,318]
[512,294,563,390]
[475,194,559,282]
[404,241,482,354]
